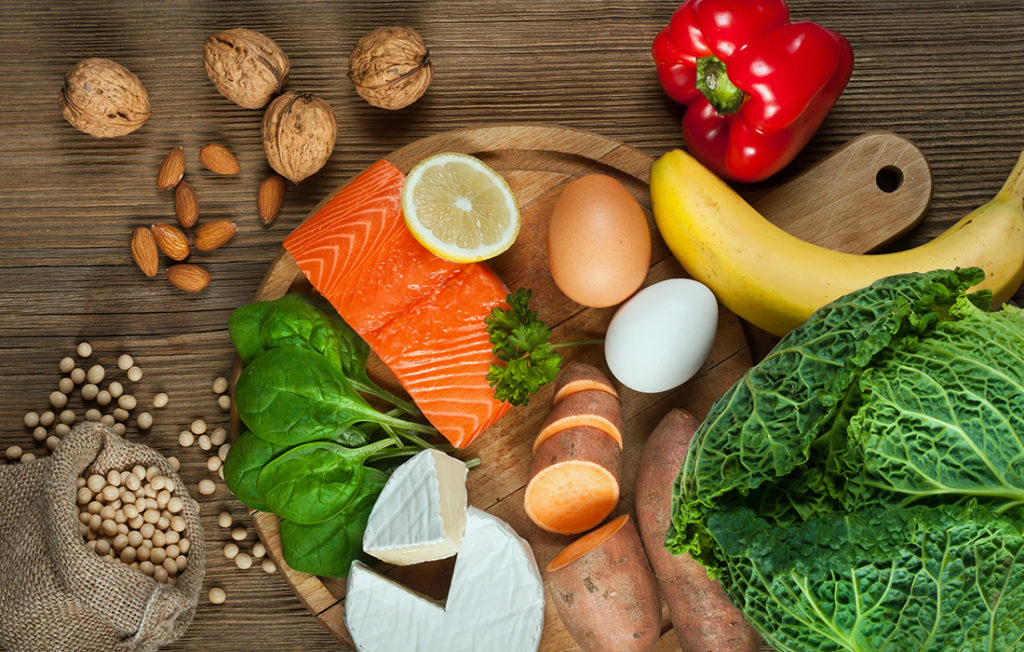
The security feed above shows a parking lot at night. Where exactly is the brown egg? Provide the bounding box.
[547,174,652,308]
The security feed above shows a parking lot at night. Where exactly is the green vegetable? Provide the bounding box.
[279,467,388,577]
[668,268,1024,651]
[229,294,417,415]
[485,287,601,406]
[226,293,472,578]
[257,439,392,525]
[222,428,288,512]
[234,346,434,447]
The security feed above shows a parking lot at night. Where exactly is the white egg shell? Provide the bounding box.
[604,278,718,393]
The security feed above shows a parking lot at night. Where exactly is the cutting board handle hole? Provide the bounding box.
[875,165,904,193]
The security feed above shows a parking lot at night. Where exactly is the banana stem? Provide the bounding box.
[996,150,1024,206]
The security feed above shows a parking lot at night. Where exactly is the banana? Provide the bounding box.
[650,148,1024,336]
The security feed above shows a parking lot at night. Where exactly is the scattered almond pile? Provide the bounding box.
[131,144,272,292]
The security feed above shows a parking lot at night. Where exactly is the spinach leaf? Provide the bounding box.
[235,346,388,446]
[257,439,393,524]
[222,428,288,512]
[278,467,388,577]
[229,293,419,415]
[229,294,346,369]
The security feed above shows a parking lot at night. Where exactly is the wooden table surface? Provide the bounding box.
[2,2,1024,650]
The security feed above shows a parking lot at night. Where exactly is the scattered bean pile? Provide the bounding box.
[9,342,170,465]
[12,345,280,608]
[77,465,193,584]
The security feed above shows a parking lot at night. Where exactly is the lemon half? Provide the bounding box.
[402,152,520,263]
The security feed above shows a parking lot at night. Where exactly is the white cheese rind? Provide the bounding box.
[346,507,545,652]
[362,449,468,565]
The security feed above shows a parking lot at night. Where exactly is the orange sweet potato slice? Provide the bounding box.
[524,426,620,535]
[533,390,623,453]
[552,361,618,404]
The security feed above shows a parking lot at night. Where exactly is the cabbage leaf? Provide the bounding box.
[669,268,1024,651]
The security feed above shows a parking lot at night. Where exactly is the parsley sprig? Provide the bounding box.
[484,288,602,406]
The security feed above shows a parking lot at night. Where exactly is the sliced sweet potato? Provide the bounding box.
[635,409,761,652]
[553,361,618,404]
[533,389,623,453]
[524,426,620,535]
[546,514,661,652]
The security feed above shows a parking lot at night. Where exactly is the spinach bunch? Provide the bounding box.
[224,294,456,577]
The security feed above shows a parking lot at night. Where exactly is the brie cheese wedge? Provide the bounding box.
[362,449,468,565]
[346,507,545,652]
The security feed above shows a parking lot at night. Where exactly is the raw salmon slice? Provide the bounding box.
[283,160,512,448]
[363,264,511,448]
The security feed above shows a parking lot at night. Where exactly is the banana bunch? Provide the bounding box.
[650,149,1024,336]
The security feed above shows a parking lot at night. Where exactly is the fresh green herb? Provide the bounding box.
[485,288,601,406]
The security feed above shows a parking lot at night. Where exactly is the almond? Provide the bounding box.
[257,174,286,224]
[166,264,210,292]
[157,146,186,190]
[194,220,238,251]
[151,222,190,261]
[130,227,159,277]
[199,143,240,175]
[174,181,199,228]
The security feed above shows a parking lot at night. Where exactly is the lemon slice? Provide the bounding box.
[402,152,520,263]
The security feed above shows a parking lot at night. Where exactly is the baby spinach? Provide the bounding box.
[229,294,347,369]
[257,439,393,525]
[234,346,434,447]
[225,294,475,578]
[278,467,388,577]
[229,294,417,415]
[222,428,288,512]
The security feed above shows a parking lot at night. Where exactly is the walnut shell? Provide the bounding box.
[59,58,151,138]
[262,91,337,184]
[348,26,433,110]
[204,28,290,109]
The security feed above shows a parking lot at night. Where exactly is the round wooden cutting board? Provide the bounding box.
[241,124,933,652]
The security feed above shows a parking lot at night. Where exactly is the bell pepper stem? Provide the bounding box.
[696,55,746,115]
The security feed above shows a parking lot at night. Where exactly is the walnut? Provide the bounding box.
[59,58,151,138]
[262,91,337,184]
[203,28,289,109]
[348,26,433,110]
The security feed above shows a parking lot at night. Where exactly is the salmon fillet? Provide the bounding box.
[283,160,512,448]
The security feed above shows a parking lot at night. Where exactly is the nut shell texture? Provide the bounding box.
[204,28,290,109]
[261,91,337,184]
[59,58,151,137]
[348,26,433,110]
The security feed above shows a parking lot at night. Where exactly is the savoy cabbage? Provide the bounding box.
[668,268,1024,652]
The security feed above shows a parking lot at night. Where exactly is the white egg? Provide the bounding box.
[604,278,718,393]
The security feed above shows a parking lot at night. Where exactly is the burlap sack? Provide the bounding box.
[0,422,206,652]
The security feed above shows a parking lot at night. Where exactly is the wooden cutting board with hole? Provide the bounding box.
[239,124,932,651]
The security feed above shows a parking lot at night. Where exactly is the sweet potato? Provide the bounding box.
[546,514,661,652]
[635,409,761,652]
[524,426,620,534]
[553,361,618,404]
[534,389,623,453]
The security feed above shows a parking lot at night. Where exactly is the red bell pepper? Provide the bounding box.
[652,0,853,183]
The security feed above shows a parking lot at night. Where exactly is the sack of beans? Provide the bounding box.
[0,422,206,652]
